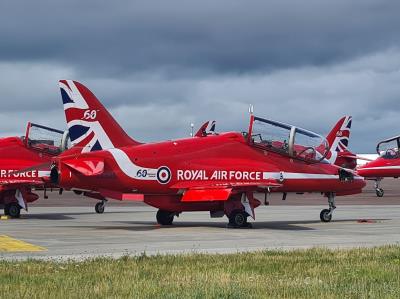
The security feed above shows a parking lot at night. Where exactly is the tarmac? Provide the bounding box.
[1,179,399,260]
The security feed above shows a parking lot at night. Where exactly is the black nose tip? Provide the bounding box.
[50,166,59,184]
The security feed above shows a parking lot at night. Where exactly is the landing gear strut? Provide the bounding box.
[374,179,384,197]
[156,209,174,225]
[95,199,107,214]
[320,193,336,222]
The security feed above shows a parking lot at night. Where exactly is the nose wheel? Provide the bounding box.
[374,179,384,197]
[320,193,335,222]
[375,188,384,197]
[95,200,107,214]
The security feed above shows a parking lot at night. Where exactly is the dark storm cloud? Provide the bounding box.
[0,0,399,152]
[1,0,400,75]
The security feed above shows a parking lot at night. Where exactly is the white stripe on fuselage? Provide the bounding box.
[263,172,364,180]
[107,148,158,180]
[107,148,363,183]
[359,166,400,170]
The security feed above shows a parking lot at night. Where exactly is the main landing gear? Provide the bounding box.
[95,199,107,214]
[227,210,252,228]
[320,193,336,223]
[156,209,175,225]
[4,202,21,218]
[374,179,384,197]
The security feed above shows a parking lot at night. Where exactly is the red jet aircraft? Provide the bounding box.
[50,80,365,227]
[357,135,400,197]
[0,123,68,217]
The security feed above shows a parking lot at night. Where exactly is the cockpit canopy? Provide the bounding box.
[23,123,70,155]
[376,135,400,159]
[249,116,329,163]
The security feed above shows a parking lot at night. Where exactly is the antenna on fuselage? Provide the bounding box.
[249,104,254,115]
[190,123,194,137]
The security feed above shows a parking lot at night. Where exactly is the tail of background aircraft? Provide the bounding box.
[325,116,356,168]
[59,80,140,152]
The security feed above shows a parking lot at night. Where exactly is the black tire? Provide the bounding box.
[6,203,21,218]
[95,202,105,214]
[156,209,174,225]
[228,210,248,228]
[376,188,384,197]
[320,209,332,222]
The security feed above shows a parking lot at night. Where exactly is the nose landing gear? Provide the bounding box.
[320,193,336,222]
[95,199,107,214]
[374,179,384,197]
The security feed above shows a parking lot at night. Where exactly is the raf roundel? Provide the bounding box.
[157,166,171,184]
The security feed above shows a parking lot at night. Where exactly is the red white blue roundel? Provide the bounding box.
[157,166,171,184]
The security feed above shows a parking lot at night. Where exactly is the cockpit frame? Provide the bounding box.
[247,115,329,163]
[23,122,69,155]
[376,135,400,159]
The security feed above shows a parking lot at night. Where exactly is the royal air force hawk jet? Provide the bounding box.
[0,122,69,217]
[49,80,365,228]
[357,135,400,197]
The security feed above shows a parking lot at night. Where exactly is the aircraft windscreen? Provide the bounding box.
[26,123,68,155]
[251,117,329,162]
[377,136,400,159]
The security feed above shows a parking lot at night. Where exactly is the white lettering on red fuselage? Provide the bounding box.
[177,169,261,181]
[0,169,38,178]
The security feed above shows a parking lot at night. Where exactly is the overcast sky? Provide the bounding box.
[0,0,399,152]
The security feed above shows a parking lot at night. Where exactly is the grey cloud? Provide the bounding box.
[1,1,400,76]
[2,48,398,153]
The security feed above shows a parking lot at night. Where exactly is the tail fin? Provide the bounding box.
[59,80,139,152]
[325,116,352,164]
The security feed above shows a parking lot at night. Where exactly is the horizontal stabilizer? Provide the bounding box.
[63,158,104,176]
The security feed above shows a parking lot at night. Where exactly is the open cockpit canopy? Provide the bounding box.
[376,135,400,159]
[23,123,70,155]
[249,116,329,163]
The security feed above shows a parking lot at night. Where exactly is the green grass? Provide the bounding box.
[1,246,400,299]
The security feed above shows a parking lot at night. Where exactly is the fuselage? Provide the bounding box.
[0,137,51,184]
[357,157,400,178]
[0,136,54,206]
[57,132,366,196]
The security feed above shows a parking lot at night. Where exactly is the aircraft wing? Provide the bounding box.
[0,179,45,191]
[171,180,282,202]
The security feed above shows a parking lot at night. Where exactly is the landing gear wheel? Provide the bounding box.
[156,209,174,225]
[376,188,384,197]
[95,202,105,214]
[228,210,250,228]
[5,203,21,218]
[320,209,332,222]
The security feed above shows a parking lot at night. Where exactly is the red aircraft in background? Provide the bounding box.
[357,135,400,197]
[49,80,365,227]
[0,123,68,217]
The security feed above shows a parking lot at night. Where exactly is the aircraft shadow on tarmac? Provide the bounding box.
[21,211,138,220]
[73,218,389,232]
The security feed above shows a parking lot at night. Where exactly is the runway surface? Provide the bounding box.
[1,179,399,260]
